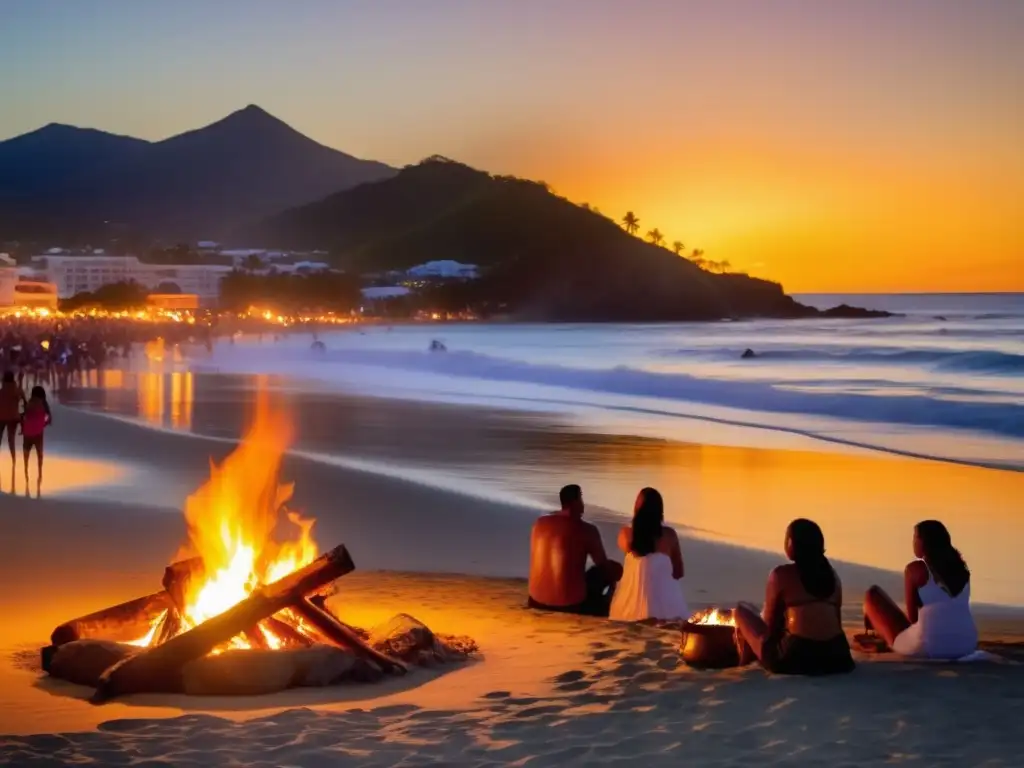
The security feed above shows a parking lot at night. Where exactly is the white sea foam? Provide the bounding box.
[182,296,1024,470]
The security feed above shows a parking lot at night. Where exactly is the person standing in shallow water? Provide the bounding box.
[862,520,977,659]
[0,370,26,492]
[528,484,623,617]
[734,519,854,675]
[21,385,51,498]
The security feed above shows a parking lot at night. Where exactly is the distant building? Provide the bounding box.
[13,281,59,310]
[29,255,233,300]
[406,260,479,279]
[0,256,60,309]
[0,259,17,306]
[220,248,268,263]
[361,286,411,300]
[275,260,331,274]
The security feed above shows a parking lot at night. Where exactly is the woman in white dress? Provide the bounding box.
[609,488,689,621]
[863,520,977,659]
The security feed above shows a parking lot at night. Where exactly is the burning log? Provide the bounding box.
[50,591,172,647]
[242,628,270,650]
[292,597,407,675]
[162,557,205,608]
[263,616,312,648]
[91,544,355,703]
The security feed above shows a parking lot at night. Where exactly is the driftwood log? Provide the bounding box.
[91,544,355,703]
[292,597,407,675]
[48,556,205,651]
[50,591,172,648]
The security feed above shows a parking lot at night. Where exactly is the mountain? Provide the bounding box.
[0,123,149,198]
[0,105,394,240]
[244,157,835,322]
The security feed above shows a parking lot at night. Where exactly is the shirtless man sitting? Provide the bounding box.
[528,484,623,617]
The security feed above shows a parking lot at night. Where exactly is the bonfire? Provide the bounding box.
[42,389,476,702]
[680,607,740,669]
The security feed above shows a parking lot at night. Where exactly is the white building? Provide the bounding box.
[0,255,17,307]
[361,286,411,300]
[29,255,233,300]
[406,260,479,279]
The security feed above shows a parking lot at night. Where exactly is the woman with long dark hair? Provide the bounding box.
[863,520,976,658]
[21,384,52,497]
[609,488,688,621]
[734,519,854,675]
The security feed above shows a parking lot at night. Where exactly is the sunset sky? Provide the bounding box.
[1,0,1021,292]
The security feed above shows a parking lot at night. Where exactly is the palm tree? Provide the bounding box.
[621,211,640,235]
[646,228,664,247]
[243,253,264,271]
[671,241,684,256]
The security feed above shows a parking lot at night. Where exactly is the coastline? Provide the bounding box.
[56,374,1024,606]
[2,401,1024,764]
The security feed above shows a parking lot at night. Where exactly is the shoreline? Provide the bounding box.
[53,377,1024,607]
[2,405,1024,764]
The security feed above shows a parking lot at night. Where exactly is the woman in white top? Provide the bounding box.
[609,488,689,622]
[863,520,977,659]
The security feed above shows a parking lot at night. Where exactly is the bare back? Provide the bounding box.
[0,384,22,422]
[767,564,843,642]
[529,513,605,607]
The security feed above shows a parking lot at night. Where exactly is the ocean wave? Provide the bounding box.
[199,346,1024,441]
[662,346,1024,375]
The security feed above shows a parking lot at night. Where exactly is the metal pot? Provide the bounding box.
[679,622,740,669]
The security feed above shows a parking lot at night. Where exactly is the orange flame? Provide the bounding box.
[689,608,736,627]
[130,386,319,649]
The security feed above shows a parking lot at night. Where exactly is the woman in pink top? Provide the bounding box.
[21,385,51,496]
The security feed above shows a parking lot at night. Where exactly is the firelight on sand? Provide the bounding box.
[129,388,320,650]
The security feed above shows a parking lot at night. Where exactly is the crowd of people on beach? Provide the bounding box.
[528,484,978,675]
[0,313,179,496]
[0,314,209,391]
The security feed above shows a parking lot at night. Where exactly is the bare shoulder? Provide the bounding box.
[768,563,797,586]
[532,513,556,532]
[905,559,928,582]
[661,526,681,542]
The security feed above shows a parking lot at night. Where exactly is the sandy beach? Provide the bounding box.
[3,396,1024,766]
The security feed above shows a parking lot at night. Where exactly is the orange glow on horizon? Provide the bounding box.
[521,139,1023,294]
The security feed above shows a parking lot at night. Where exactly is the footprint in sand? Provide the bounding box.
[553,669,587,684]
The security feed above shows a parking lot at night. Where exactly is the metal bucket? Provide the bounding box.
[680,621,740,669]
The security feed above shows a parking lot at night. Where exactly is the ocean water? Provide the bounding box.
[193,293,1024,471]
[58,290,1024,606]
[63,292,1024,604]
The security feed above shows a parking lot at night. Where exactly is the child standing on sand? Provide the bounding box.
[21,385,51,496]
